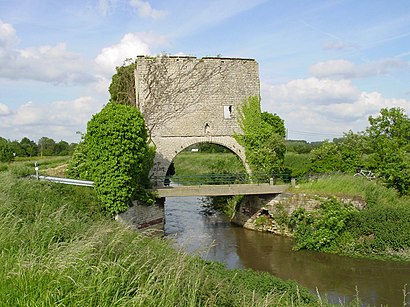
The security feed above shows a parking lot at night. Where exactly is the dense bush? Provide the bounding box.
[348,206,410,253]
[73,103,153,215]
[291,198,356,252]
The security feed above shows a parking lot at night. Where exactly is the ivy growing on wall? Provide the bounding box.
[235,96,286,176]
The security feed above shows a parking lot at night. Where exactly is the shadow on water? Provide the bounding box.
[164,196,410,306]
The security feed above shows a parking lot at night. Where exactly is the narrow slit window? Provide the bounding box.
[204,123,210,134]
[224,105,233,119]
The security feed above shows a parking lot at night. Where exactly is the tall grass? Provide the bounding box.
[0,164,318,306]
[293,174,409,208]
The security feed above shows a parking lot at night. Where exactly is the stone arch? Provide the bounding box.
[151,136,250,186]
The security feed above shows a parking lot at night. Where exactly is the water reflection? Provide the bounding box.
[164,196,410,306]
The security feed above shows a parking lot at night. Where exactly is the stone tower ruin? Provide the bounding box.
[134,55,260,185]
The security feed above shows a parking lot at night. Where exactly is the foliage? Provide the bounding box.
[109,58,136,106]
[235,96,286,175]
[309,141,342,173]
[20,137,38,156]
[0,137,13,162]
[261,111,286,137]
[348,206,410,254]
[286,140,322,154]
[292,175,410,259]
[0,169,316,306]
[284,152,311,178]
[84,103,152,215]
[366,107,410,195]
[38,136,56,156]
[292,198,356,252]
[308,108,409,195]
[65,139,90,180]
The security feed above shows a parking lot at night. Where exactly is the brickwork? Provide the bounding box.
[134,56,260,184]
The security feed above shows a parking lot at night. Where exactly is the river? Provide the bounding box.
[164,196,410,306]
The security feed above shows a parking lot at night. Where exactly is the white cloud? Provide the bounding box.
[0,21,95,84]
[310,58,409,79]
[0,20,19,48]
[95,32,166,75]
[0,103,11,115]
[0,97,104,142]
[261,79,410,141]
[129,0,166,19]
[266,77,360,105]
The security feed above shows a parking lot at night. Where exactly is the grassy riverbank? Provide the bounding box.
[0,162,319,306]
[291,175,410,261]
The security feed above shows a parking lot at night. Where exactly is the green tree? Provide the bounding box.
[261,112,286,138]
[9,140,25,157]
[337,131,368,173]
[84,103,153,214]
[366,107,410,195]
[54,140,70,156]
[236,96,286,175]
[0,137,13,162]
[310,141,342,173]
[20,137,38,157]
[38,137,56,156]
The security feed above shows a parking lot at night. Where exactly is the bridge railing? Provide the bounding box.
[151,173,291,187]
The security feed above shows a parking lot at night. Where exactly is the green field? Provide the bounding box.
[0,159,318,306]
[172,152,246,176]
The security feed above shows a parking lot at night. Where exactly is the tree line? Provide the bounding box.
[0,136,77,162]
[284,107,409,195]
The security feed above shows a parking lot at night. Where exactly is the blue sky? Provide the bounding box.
[0,0,409,142]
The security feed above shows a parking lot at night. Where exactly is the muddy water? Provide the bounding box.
[164,196,410,306]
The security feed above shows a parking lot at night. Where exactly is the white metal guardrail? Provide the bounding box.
[32,175,94,187]
[32,161,94,187]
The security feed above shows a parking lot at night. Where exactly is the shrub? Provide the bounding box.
[348,206,410,253]
[292,198,356,252]
[84,103,153,215]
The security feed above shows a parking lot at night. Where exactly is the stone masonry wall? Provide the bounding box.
[134,56,260,182]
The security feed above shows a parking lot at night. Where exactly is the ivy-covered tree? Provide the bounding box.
[109,58,136,106]
[82,102,154,214]
[236,96,286,176]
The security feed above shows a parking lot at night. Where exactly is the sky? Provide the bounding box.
[0,0,409,143]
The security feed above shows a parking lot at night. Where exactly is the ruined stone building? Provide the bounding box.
[133,55,260,183]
